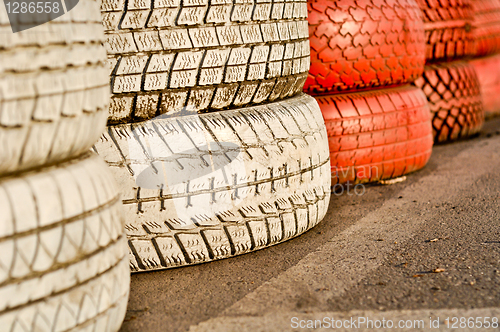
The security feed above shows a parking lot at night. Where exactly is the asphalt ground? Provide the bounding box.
[120,116,500,332]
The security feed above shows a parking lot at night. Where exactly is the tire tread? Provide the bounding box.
[94,94,331,272]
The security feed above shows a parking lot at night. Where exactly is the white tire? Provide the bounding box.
[0,0,110,176]
[93,93,331,272]
[100,0,310,123]
[0,153,129,332]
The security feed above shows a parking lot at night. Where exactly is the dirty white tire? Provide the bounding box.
[101,0,310,124]
[0,153,129,331]
[93,93,331,272]
[0,0,110,176]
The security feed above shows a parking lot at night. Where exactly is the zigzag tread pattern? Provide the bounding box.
[0,0,110,176]
[315,85,433,184]
[0,153,129,331]
[105,18,310,123]
[0,256,129,332]
[413,60,484,143]
[127,181,330,272]
[93,93,331,271]
[304,0,426,94]
[416,0,475,61]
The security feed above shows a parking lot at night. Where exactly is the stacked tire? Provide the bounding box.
[97,0,331,272]
[468,0,500,116]
[412,0,485,142]
[0,1,130,331]
[305,0,433,185]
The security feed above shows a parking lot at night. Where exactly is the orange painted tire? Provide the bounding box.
[413,60,484,143]
[416,0,475,61]
[316,85,433,185]
[304,0,426,95]
[472,0,500,57]
[469,54,500,115]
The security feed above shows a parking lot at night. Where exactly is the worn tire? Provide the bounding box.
[0,0,110,176]
[469,54,500,115]
[304,0,426,95]
[413,60,484,143]
[101,0,311,124]
[416,0,475,61]
[472,0,500,57]
[93,94,331,272]
[316,85,433,184]
[0,153,129,331]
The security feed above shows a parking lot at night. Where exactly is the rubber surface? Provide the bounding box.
[469,54,500,115]
[316,85,433,185]
[93,93,331,272]
[304,0,425,95]
[0,153,129,332]
[472,0,500,57]
[413,60,484,143]
[101,0,311,124]
[0,0,110,176]
[416,0,475,61]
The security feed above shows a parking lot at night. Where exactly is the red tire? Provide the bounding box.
[469,54,500,115]
[316,86,433,184]
[413,60,484,143]
[472,0,500,56]
[416,0,475,61]
[304,0,426,95]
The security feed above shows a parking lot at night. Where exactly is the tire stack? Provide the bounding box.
[0,1,130,331]
[305,0,433,185]
[469,0,500,116]
[96,0,332,272]
[412,0,485,143]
